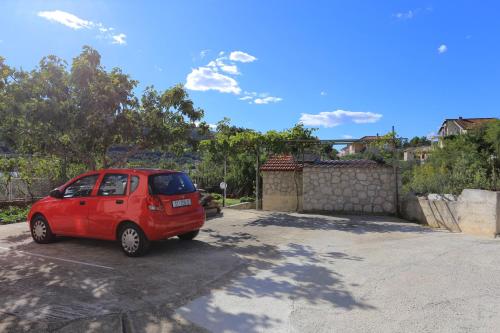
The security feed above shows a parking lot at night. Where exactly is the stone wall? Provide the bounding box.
[262,171,302,212]
[401,190,500,237]
[302,165,398,214]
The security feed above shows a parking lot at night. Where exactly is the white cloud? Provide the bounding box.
[186,51,282,103]
[200,49,210,58]
[394,7,431,20]
[37,10,126,45]
[254,96,283,104]
[38,10,93,29]
[299,110,383,128]
[394,10,415,20]
[342,134,353,139]
[219,64,239,75]
[207,57,240,74]
[320,91,327,96]
[438,44,448,54]
[185,67,241,94]
[229,51,257,63]
[112,33,126,45]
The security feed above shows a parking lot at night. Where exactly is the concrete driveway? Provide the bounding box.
[1,210,500,332]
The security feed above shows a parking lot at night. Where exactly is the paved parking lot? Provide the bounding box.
[2,210,500,332]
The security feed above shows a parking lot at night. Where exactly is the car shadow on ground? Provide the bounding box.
[0,211,380,332]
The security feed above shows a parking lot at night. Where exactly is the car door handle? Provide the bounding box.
[79,201,86,206]
[116,199,124,204]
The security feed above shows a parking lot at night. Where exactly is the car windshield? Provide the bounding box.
[148,173,196,195]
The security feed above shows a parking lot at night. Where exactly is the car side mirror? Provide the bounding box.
[49,189,64,199]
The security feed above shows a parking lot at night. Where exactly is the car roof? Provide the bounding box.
[95,168,180,176]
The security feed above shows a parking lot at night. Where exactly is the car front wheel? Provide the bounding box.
[119,224,150,257]
[178,229,199,240]
[30,215,56,244]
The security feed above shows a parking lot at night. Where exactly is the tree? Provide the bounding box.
[0,46,204,179]
[405,130,496,194]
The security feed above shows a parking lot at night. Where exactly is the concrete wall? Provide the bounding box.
[262,171,302,212]
[457,190,500,237]
[401,190,500,237]
[400,193,460,232]
[302,165,398,214]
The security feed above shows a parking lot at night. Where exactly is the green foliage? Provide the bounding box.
[0,205,30,224]
[406,136,431,147]
[339,131,401,163]
[195,121,319,196]
[211,193,222,200]
[405,127,498,195]
[239,196,255,203]
[0,46,204,179]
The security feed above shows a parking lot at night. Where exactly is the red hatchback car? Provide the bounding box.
[27,169,205,256]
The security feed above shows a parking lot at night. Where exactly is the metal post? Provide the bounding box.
[256,147,260,210]
[223,155,227,207]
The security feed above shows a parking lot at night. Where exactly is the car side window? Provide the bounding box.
[129,176,140,194]
[63,175,99,198]
[98,174,128,196]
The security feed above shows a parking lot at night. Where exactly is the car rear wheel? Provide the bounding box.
[119,224,150,257]
[178,229,199,241]
[30,216,56,244]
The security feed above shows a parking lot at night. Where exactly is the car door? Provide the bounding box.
[48,174,100,236]
[87,173,129,240]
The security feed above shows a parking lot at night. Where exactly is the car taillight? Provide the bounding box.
[147,196,164,211]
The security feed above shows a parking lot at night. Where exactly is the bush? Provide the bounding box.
[0,205,30,224]
[239,196,255,203]
[405,127,497,195]
[211,193,222,200]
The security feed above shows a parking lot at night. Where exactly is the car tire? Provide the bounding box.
[178,229,199,241]
[30,215,56,244]
[119,223,150,257]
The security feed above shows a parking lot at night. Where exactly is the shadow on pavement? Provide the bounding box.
[0,211,382,332]
[245,213,431,234]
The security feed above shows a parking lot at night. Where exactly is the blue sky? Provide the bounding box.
[0,1,499,141]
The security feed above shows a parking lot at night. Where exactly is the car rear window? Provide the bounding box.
[148,173,196,195]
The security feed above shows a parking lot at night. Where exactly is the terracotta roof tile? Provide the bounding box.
[358,135,380,142]
[454,118,497,130]
[308,159,388,168]
[260,155,303,172]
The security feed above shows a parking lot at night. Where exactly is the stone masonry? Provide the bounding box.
[302,164,397,214]
[262,171,303,212]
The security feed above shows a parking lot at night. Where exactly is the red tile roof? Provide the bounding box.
[260,155,303,172]
[358,135,380,142]
[260,156,388,171]
[309,159,388,168]
[454,118,496,130]
[439,117,497,133]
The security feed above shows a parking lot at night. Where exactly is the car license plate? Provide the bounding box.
[172,199,192,208]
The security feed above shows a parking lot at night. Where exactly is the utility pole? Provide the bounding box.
[392,125,400,216]
[255,147,260,210]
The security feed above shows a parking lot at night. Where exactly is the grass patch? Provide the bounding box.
[211,194,240,207]
[0,205,30,224]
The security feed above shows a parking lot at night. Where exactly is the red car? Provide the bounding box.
[27,169,205,256]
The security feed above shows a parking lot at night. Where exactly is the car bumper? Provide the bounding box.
[144,207,205,241]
